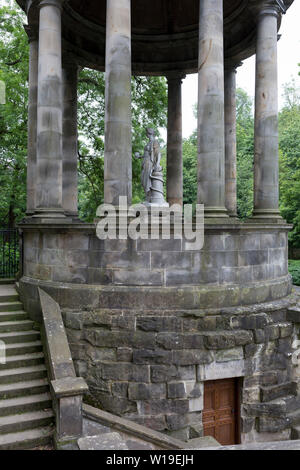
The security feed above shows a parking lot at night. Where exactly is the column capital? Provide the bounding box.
[166,72,186,84]
[24,24,38,43]
[38,0,64,11]
[224,61,243,73]
[257,0,286,19]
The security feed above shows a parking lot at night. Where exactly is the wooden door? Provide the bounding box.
[203,378,240,445]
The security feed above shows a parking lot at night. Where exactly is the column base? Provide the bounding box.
[249,209,284,224]
[204,207,229,218]
[26,208,68,224]
[33,208,66,218]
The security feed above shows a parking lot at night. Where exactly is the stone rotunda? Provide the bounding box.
[16,0,300,445]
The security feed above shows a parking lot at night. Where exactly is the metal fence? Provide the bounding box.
[0,229,20,279]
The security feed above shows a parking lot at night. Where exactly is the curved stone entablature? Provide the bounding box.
[17,0,294,75]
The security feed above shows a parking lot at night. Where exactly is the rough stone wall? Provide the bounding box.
[62,298,299,442]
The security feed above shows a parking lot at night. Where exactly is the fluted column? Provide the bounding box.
[197,0,228,218]
[35,0,64,217]
[167,74,185,207]
[62,58,78,216]
[25,26,38,215]
[252,1,283,220]
[104,0,132,206]
[224,64,238,217]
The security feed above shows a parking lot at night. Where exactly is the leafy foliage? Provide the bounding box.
[288,260,300,286]
[0,1,168,225]
[0,4,28,227]
[77,71,167,221]
[279,81,300,247]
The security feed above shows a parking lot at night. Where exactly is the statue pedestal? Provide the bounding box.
[150,170,168,206]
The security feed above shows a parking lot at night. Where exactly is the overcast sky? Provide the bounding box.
[181,1,300,138]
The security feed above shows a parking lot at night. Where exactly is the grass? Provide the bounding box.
[288,259,300,286]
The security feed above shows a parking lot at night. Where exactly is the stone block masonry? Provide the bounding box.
[60,297,298,442]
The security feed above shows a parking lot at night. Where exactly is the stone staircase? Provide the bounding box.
[0,283,54,449]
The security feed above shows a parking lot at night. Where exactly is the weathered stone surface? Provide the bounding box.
[198,359,245,381]
[133,349,172,365]
[166,413,189,432]
[111,382,128,398]
[189,423,204,439]
[78,433,129,450]
[241,416,255,433]
[203,331,252,349]
[151,365,179,383]
[100,363,150,383]
[128,383,166,401]
[138,399,189,416]
[215,347,244,363]
[279,322,293,338]
[172,350,213,366]
[265,324,280,340]
[136,317,182,332]
[230,313,268,330]
[167,382,186,399]
[157,333,204,350]
[117,347,132,362]
[260,382,296,403]
[257,416,290,433]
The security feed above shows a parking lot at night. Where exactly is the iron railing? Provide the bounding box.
[0,229,19,279]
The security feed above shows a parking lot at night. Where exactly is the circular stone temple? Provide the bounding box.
[17,0,299,445]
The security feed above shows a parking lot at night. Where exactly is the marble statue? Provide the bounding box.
[135,128,168,207]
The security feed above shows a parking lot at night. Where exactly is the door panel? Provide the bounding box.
[203,378,240,446]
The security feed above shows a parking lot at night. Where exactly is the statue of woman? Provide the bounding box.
[135,128,154,202]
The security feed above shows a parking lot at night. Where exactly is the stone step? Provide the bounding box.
[0,280,15,286]
[0,392,52,417]
[0,352,45,371]
[0,330,41,344]
[5,341,43,357]
[0,295,19,303]
[0,302,23,312]
[0,311,28,322]
[0,409,54,435]
[0,378,49,399]
[0,286,18,303]
[0,364,47,384]
[0,425,53,450]
[0,320,35,333]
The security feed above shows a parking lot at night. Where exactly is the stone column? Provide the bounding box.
[252,1,282,220]
[62,58,78,216]
[166,74,185,207]
[104,0,132,206]
[224,64,238,217]
[25,26,38,215]
[197,0,228,218]
[35,0,64,217]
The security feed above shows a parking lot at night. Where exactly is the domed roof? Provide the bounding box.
[19,0,294,75]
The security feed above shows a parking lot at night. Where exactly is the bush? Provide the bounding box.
[288,260,300,286]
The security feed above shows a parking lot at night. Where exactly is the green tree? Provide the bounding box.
[77,71,167,221]
[279,80,300,246]
[0,1,168,225]
[0,3,28,227]
[181,88,255,217]
[236,88,254,219]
